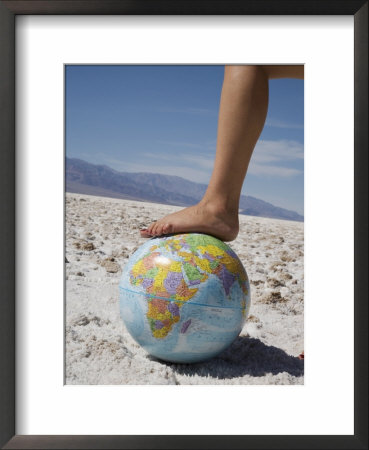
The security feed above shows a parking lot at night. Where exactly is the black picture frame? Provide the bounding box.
[0,1,367,449]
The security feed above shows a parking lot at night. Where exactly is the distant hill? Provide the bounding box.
[66,158,304,222]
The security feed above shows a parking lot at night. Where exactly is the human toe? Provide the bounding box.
[155,223,164,236]
[162,223,170,234]
[148,222,156,234]
[152,222,161,236]
[140,228,152,238]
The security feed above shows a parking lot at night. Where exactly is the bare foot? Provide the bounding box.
[140,201,239,242]
[298,351,304,360]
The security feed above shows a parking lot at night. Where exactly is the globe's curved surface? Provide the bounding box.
[119,233,251,363]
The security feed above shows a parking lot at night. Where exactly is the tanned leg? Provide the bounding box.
[141,65,303,241]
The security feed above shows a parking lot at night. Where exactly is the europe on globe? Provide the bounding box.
[119,233,251,363]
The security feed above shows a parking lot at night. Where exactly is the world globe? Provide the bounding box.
[119,233,251,363]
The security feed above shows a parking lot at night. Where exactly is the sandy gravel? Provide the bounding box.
[65,192,304,385]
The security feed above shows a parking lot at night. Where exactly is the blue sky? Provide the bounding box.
[66,65,304,215]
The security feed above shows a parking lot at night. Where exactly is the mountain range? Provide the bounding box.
[66,157,303,222]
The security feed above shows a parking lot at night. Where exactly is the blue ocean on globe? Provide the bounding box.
[119,233,251,363]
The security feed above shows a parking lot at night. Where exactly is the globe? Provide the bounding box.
[119,233,251,363]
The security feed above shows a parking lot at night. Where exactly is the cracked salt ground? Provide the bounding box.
[65,193,304,385]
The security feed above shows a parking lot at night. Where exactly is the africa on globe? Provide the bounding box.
[119,233,251,363]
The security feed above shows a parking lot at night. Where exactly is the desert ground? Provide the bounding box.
[65,192,304,385]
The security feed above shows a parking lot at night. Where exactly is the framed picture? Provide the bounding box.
[0,1,367,449]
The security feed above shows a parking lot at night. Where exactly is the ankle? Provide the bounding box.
[199,197,239,217]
